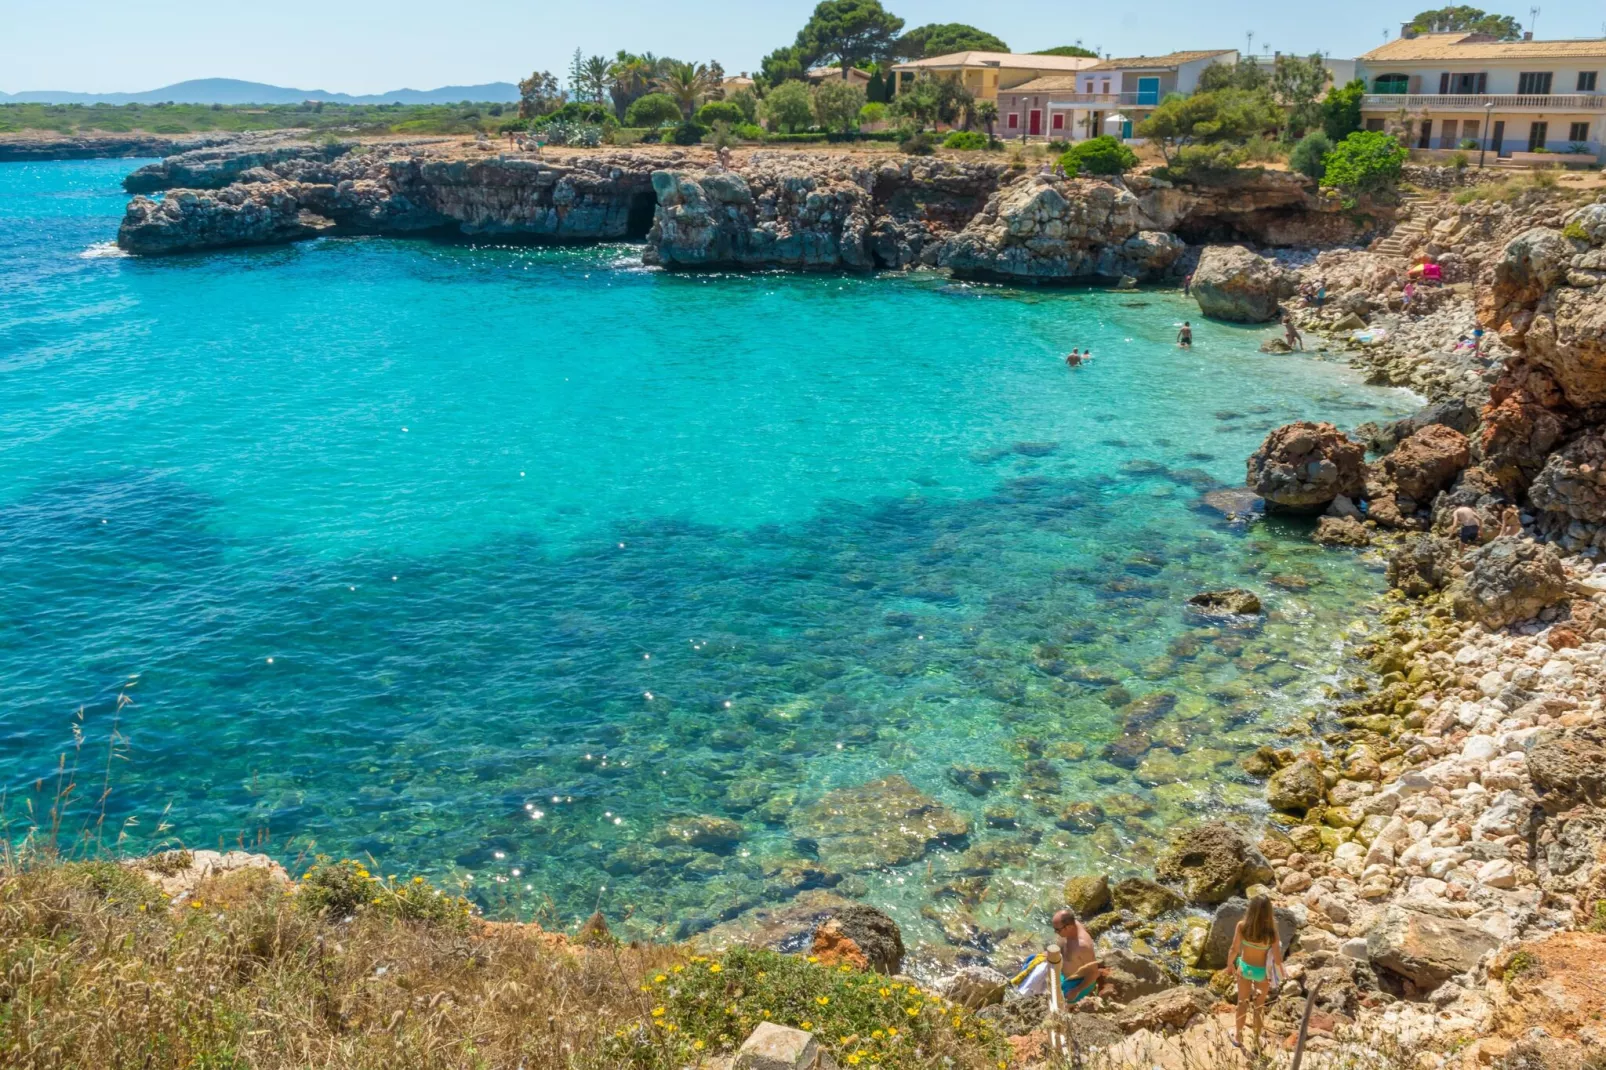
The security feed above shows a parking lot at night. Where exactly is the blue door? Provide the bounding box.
[1136,77,1160,106]
[1121,120,1133,138]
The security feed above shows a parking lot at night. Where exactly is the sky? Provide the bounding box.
[3,0,1604,94]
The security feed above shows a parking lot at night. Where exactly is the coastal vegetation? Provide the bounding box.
[0,100,517,137]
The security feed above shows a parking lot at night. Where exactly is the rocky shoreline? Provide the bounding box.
[0,131,241,163]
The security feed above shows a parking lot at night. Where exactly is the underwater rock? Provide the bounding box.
[948,766,1010,797]
[1109,877,1184,920]
[1186,589,1262,616]
[1064,874,1112,915]
[660,815,746,853]
[1313,515,1371,547]
[1154,823,1275,905]
[1054,802,1107,834]
[791,776,970,871]
[1266,759,1326,814]
[1100,733,1152,769]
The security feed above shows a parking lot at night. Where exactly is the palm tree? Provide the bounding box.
[975,99,999,140]
[656,61,716,120]
[608,52,662,121]
[581,55,612,107]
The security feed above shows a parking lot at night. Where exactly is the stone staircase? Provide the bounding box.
[1373,192,1437,259]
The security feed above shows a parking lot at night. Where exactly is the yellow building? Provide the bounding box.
[889,51,1099,105]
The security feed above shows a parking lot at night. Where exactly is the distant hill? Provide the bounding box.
[0,78,521,106]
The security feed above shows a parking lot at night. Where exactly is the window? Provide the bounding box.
[1052,113,1064,130]
[1007,112,1019,129]
[1418,118,1433,149]
[1373,73,1410,94]
[1101,80,1110,94]
[1517,71,1553,95]
[1570,121,1591,143]
[1527,121,1548,151]
[1365,118,1386,132]
[1579,71,1599,91]
[1438,119,1459,149]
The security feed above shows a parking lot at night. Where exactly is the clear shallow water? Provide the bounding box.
[0,159,1417,952]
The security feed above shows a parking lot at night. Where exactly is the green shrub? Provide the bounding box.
[1564,219,1590,241]
[1289,130,1332,180]
[537,120,603,147]
[1159,142,1248,183]
[1458,138,1480,150]
[899,128,935,155]
[60,860,167,914]
[1057,134,1138,176]
[761,80,815,133]
[734,122,767,141]
[625,92,682,127]
[1241,134,1285,163]
[539,102,616,128]
[297,857,473,926]
[696,101,746,126]
[859,101,888,126]
[1321,79,1366,142]
[1321,130,1408,201]
[1589,900,1606,933]
[497,117,531,133]
[727,87,760,124]
[605,946,1006,1070]
[1451,151,1470,170]
[765,131,829,143]
[942,130,989,150]
[670,120,709,146]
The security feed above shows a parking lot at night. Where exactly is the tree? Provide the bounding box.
[761,79,815,132]
[697,100,746,126]
[580,56,612,106]
[1321,130,1408,199]
[568,49,587,101]
[1272,53,1329,138]
[727,88,760,123]
[892,23,1008,60]
[890,78,942,129]
[1322,79,1366,142]
[1405,6,1522,38]
[1033,45,1099,58]
[518,71,563,119]
[1134,88,1282,164]
[1059,135,1139,176]
[609,52,669,121]
[760,46,807,88]
[813,79,867,133]
[625,92,682,127]
[795,0,905,79]
[974,99,999,139]
[656,61,717,119]
[1288,130,1333,180]
[1197,59,1270,93]
[859,101,888,125]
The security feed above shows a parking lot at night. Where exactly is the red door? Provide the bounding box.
[1029,110,1042,136]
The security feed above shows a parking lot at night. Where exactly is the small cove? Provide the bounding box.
[0,158,1421,955]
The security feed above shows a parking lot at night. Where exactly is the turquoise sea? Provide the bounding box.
[0,159,1417,955]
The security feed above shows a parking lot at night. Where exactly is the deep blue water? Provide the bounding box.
[0,159,1417,950]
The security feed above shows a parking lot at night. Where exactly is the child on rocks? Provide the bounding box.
[1228,895,1284,1051]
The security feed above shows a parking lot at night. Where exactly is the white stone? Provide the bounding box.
[1340,937,1370,959]
[1461,736,1500,762]
[735,1023,838,1070]
[1476,859,1517,889]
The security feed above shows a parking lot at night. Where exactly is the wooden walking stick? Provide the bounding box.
[1289,977,1325,1070]
[1044,944,1069,1055]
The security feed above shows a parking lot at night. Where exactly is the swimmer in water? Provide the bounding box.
[1177,321,1193,348]
[1066,349,1082,367]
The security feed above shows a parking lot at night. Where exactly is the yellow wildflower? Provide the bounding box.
[801,1021,812,1030]
[189,900,203,910]
[672,965,685,973]
[807,955,819,963]
[848,1057,862,1066]
[694,1040,705,1051]
[412,876,424,884]
[872,1030,884,1040]
[664,1023,677,1033]
[878,987,891,998]
[887,1027,898,1038]
[906,1006,919,1016]
[816,996,830,1006]
[709,963,723,973]
[654,974,667,983]
[651,1007,666,1018]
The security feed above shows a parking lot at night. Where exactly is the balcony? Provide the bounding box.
[1363,93,1606,112]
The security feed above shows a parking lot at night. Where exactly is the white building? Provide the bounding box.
[1356,30,1606,157]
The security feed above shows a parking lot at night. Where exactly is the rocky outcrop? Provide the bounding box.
[810,903,904,973]
[1109,877,1184,919]
[1377,424,1472,505]
[123,135,359,193]
[1527,724,1606,814]
[1367,904,1499,991]
[1450,537,1571,628]
[1530,432,1606,525]
[118,146,670,254]
[1246,422,1367,511]
[939,175,1184,282]
[1191,244,1286,322]
[1153,823,1274,905]
[1266,758,1325,813]
[1114,987,1214,1033]
[0,132,236,162]
[1314,515,1371,546]
[1386,534,1461,595]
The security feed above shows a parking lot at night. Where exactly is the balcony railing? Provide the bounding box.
[1041,91,1161,107]
[1363,93,1606,111]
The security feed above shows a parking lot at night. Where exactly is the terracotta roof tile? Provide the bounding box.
[891,51,1097,72]
[1084,50,1237,71]
[1359,32,1606,62]
[1001,75,1085,93]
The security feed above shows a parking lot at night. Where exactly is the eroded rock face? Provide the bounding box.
[1153,823,1275,904]
[1480,367,1570,495]
[1192,244,1285,322]
[940,175,1184,282]
[1367,904,1498,990]
[1527,725,1606,814]
[1266,759,1325,813]
[123,135,356,193]
[1483,218,1606,407]
[1115,987,1214,1034]
[118,186,337,255]
[790,775,969,871]
[1449,537,1571,628]
[1387,534,1461,595]
[811,903,904,973]
[1529,432,1606,524]
[1246,422,1367,511]
[1063,874,1111,915]
[1486,227,1574,340]
[1378,424,1472,505]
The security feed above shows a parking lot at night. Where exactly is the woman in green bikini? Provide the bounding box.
[1227,895,1284,1051]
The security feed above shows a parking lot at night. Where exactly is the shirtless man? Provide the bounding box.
[1066,348,1082,367]
[1052,909,1106,1003]
[1177,321,1193,348]
[1452,504,1483,546]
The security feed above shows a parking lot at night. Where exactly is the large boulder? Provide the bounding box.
[1479,368,1569,495]
[1377,424,1472,505]
[938,965,1009,1009]
[1527,725,1606,814]
[1367,905,1498,990]
[1186,589,1262,616]
[118,185,338,255]
[1485,226,1574,341]
[1109,877,1184,919]
[1529,432,1606,525]
[810,903,905,974]
[1100,946,1176,1002]
[790,776,969,872]
[1449,538,1570,628]
[1203,898,1298,970]
[1266,758,1326,813]
[1246,422,1367,511]
[1314,515,1371,547]
[1063,874,1111,916]
[1115,987,1215,1034]
[735,1023,839,1070]
[1192,244,1285,322]
[1154,823,1275,905]
[1386,534,1461,596]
